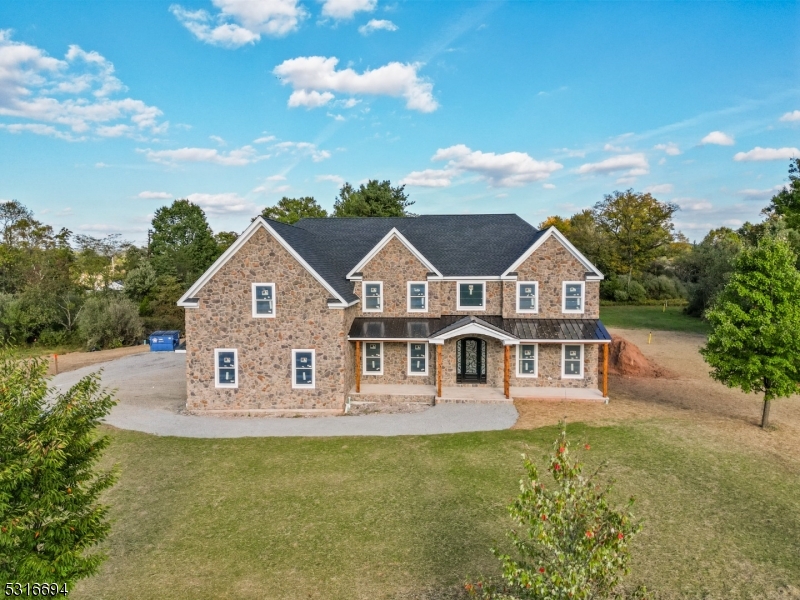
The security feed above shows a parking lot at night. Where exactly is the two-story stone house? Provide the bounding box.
[178,214,611,414]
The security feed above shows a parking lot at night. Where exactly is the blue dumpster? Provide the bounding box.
[149,330,181,352]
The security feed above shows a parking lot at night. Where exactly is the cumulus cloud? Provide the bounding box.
[359,19,398,35]
[734,147,800,162]
[320,0,375,19]
[603,143,630,153]
[273,55,437,112]
[186,192,256,215]
[700,131,734,146]
[272,140,331,162]
[643,183,674,194]
[654,143,681,156]
[542,183,556,190]
[288,89,335,108]
[779,110,800,122]
[402,144,562,188]
[169,0,305,48]
[576,153,649,177]
[675,198,713,212]
[253,135,276,144]
[140,144,267,166]
[0,30,165,139]
[138,191,173,199]
[738,185,784,200]
[316,174,344,185]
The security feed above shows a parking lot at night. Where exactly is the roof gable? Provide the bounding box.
[346,228,442,279]
[502,227,604,280]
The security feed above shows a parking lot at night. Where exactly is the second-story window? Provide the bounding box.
[252,283,275,318]
[363,282,383,312]
[517,281,538,313]
[562,281,585,314]
[408,282,427,312]
[457,281,485,310]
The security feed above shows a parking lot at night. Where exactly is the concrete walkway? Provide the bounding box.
[49,353,518,438]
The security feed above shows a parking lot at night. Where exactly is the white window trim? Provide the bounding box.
[516,281,539,314]
[214,348,239,389]
[407,342,429,376]
[407,281,428,313]
[516,343,538,378]
[456,280,487,311]
[292,349,316,389]
[362,341,384,376]
[362,281,383,313]
[562,281,585,315]
[251,282,276,318]
[561,344,584,379]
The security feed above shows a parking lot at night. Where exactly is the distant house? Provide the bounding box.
[178,214,611,414]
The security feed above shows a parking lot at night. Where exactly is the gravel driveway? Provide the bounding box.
[49,353,518,438]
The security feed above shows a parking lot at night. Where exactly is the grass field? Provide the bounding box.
[600,305,710,334]
[72,421,800,600]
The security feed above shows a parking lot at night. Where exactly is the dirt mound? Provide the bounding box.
[605,336,677,379]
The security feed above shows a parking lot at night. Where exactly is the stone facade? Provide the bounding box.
[357,341,436,386]
[508,343,599,388]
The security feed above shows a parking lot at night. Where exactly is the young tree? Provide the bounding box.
[0,354,117,587]
[261,196,328,224]
[764,158,800,230]
[701,236,800,428]
[332,180,414,217]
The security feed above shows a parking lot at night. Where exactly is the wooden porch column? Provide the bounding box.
[355,341,361,393]
[602,343,609,398]
[436,344,442,398]
[503,345,510,399]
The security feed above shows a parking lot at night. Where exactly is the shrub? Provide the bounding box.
[76,294,143,350]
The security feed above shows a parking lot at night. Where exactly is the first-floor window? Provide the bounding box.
[517,344,538,377]
[292,349,315,388]
[408,343,428,375]
[215,348,238,388]
[562,344,583,378]
[364,342,383,375]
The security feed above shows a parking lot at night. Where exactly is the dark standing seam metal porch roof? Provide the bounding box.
[348,316,611,342]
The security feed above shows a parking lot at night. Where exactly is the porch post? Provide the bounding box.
[436,344,442,398]
[355,341,361,393]
[503,345,510,399]
[602,343,608,398]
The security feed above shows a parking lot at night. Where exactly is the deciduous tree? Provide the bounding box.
[261,196,328,224]
[332,180,414,217]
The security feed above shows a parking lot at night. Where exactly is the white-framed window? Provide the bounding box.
[562,344,584,379]
[517,281,538,314]
[516,344,538,377]
[292,349,315,389]
[362,281,383,312]
[562,281,585,314]
[214,348,238,388]
[363,342,383,375]
[407,281,428,313]
[408,342,428,376]
[251,283,275,318]
[457,281,486,311]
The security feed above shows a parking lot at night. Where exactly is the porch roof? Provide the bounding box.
[347,315,611,343]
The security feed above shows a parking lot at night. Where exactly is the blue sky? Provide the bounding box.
[1,1,799,244]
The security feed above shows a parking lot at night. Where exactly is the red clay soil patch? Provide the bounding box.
[604,335,677,379]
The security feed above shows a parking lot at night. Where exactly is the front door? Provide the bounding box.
[457,338,487,383]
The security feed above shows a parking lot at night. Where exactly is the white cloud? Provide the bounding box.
[576,153,649,177]
[266,174,286,181]
[94,162,109,168]
[643,183,674,194]
[779,110,800,122]
[316,174,344,185]
[138,191,173,199]
[700,131,734,146]
[287,89,334,108]
[186,192,256,215]
[140,144,267,166]
[734,147,800,162]
[320,0,376,20]
[169,0,305,48]
[272,140,330,162]
[0,31,165,139]
[603,143,630,152]
[675,197,713,211]
[209,134,226,146]
[403,144,562,188]
[359,19,398,35]
[327,112,345,121]
[542,183,556,190]
[339,98,360,108]
[654,142,681,156]
[273,55,437,112]
[253,135,276,144]
[737,185,784,200]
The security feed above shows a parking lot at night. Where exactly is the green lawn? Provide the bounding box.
[72,422,800,599]
[600,305,710,334]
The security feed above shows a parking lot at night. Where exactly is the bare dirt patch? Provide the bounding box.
[44,345,150,375]
[606,335,677,378]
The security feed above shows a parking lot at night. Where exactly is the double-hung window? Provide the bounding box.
[292,349,315,389]
[364,342,383,375]
[252,283,275,318]
[408,343,428,376]
[407,282,428,312]
[363,282,383,312]
[562,344,584,378]
[517,282,538,313]
[457,281,485,310]
[215,349,238,388]
[517,344,538,377]
[562,281,585,314]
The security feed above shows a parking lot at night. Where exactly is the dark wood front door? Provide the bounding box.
[457,338,487,383]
